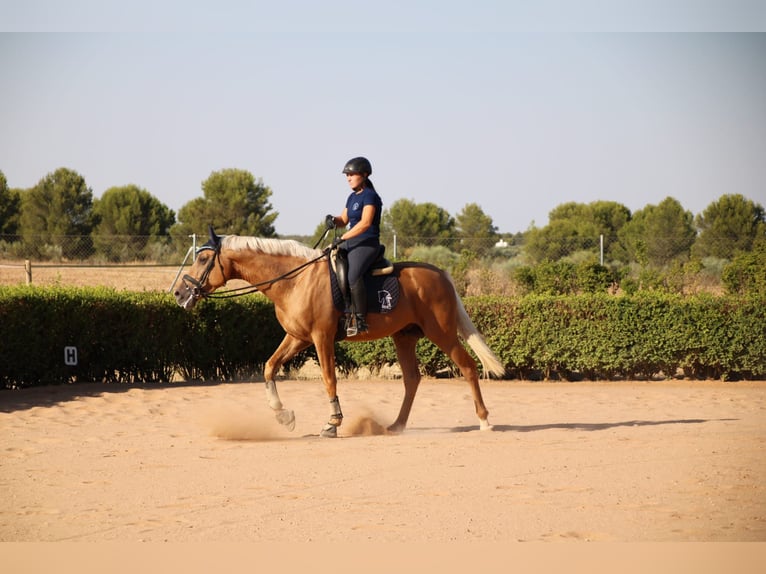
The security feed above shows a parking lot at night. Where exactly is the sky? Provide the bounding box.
[1,1,765,237]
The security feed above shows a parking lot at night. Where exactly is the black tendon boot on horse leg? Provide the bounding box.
[350,279,368,336]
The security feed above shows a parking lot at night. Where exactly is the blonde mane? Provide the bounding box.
[222,235,322,260]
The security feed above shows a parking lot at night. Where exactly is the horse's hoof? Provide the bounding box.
[275,409,296,431]
[480,419,494,431]
[320,423,338,438]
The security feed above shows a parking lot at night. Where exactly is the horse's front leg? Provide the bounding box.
[314,334,343,438]
[264,334,311,431]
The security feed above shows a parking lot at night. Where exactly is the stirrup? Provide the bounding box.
[345,314,357,337]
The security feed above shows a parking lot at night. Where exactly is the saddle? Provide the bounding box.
[328,247,400,316]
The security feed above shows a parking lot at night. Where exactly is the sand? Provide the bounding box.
[1,377,765,543]
[0,263,184,291]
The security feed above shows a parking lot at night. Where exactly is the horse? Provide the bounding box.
[174,226,505,437]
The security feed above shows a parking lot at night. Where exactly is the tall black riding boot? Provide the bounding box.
[349,280,368,336]
[335,249,352,312]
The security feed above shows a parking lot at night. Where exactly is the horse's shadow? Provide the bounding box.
[439,418,737,434]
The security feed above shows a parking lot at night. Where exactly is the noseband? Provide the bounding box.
[182,244,224,300]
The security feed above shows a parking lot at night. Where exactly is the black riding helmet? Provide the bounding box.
[342,156,372,176]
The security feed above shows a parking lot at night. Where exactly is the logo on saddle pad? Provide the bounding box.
[378,289,393,311]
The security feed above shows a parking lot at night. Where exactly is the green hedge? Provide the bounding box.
[465,293,766,381]
[0,287,286,388]
[1,287,764,388]
[339,293,766,381]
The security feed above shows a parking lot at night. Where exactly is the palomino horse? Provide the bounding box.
[174,227,505,437]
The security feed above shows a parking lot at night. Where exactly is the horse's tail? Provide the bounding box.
[448,275,506,378]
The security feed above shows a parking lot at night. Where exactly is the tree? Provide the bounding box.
[173,169,278,238]
[525,218,600,263]
[0,170,21,235]
[523,200,631,264]
[454,203,497,256]
[19,167,94,259]
[382,199,454,252]
[589,200,632,262]
[92,185,176,261]
[692,194,766,259]
[619,197,695,267]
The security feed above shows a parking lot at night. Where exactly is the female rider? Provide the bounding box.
[325,156,383,336]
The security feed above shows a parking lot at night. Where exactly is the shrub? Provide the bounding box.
[0,287,285,388]
[723,245,766,295]
[1,287,763,388]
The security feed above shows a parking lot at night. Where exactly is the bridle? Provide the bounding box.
[181,244,225,300]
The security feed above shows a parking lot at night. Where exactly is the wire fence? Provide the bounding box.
[2,232,745,263]
[0,234,517,263]
[0,234,195,291]
[0,232,753,293]
[0,234,188,264]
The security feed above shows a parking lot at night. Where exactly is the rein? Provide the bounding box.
[183,232,334,300]
[204,250,330,299]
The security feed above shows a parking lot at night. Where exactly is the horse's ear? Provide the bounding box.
[208,225,221,248]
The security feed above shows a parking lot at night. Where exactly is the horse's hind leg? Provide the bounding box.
[264,334,311,431]
[389,330,422,433]
[449,342,491,429]
[428,332,492,430]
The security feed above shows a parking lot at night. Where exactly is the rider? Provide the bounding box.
[325,156,383,336]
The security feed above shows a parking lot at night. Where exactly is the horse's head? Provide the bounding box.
[174,225,230,310]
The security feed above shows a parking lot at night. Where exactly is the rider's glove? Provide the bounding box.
[325,214,336,230]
